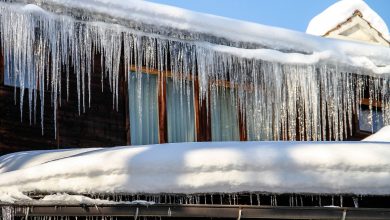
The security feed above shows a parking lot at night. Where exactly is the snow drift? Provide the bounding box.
[1,141,390,197]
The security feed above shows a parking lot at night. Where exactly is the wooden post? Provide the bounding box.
[56,103,60,149]
[119,43,131,145]
[158,70,168,144]
[238,107,247,141]
[0,48,3,85]
[194,79,211,142]
[123,77,131,145]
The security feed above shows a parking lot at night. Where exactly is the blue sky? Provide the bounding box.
[146,0,390,33]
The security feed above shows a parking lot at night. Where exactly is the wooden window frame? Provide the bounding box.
[128,65,247,143]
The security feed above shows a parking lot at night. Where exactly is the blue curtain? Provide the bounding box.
[211,89,240,141]
[166,79,196,142]
[128,73,159,145]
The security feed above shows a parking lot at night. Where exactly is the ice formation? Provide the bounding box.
[307,0,390,40]
[0,0,389,141]
[1,142,390,197]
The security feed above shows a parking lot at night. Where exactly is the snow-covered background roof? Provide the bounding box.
[306,0,390,41]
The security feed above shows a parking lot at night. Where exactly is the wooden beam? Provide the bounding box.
[194,79,211,142]
[158,70,168,144]
[123,79,131,145]
[0,47,3,85]
[360,98,382,108]
[129,65,253,91]
[238,107,248,141]
[9,204,390,220]
[120,55,131,145]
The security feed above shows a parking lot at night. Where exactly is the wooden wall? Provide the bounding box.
[0,51,58,154]
[0,52,128,156]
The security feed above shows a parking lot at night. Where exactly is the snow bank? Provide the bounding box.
[307,0,390,41]
[363,126,390,142]
[1,142,390,197]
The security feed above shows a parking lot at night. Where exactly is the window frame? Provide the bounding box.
[128,65,247,144]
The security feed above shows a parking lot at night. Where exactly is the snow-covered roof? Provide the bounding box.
[363,126,390,142]
[306,0,390,41]
[8,0,390,72]
[1,141,390,202]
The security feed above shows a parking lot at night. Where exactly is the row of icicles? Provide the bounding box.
[0,2,389,141]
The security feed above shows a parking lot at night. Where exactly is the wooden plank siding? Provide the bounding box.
[56,53,127,149]
[0,53,58,154]
[0,49,128,155]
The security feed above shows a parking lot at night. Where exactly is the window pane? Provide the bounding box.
[211,89,240,141]
[3,54,35,88]
[359,108,384,133]
[129,73,159,145]
[4,56,16,86]
[166,79,195,143]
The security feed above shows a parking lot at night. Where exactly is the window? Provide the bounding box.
[128,73,159,145]
[245,94,263,141]
[359,107,384,133]
[166,79,196,143]
[211,89,240,141]
[3,55,35,89]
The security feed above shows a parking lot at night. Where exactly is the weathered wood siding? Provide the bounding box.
[0,52,128,155]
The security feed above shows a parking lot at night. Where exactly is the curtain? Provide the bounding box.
[129,73,159,145]
[166,79,195,142]
[211,89,240,141]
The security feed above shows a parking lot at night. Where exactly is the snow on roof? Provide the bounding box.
[1,141,390,201]
[363,126,390,142]
[16,0,390,71]
[306,0,390,41]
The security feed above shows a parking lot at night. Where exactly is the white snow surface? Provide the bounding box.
[307,0,390,41]
[1,142,390,197]
[41,193,117,205]
[23,0,390,71]
[0,148,101,173]
[0,190,32,203]
[41,193,156,205]
[363,126,390,142]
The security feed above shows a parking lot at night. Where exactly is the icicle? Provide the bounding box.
[353,197,359,208]
[1,206,14,220]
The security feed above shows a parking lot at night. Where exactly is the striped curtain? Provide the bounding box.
[166,79,196,142]
[129,73,159,145]
[211,89,240,141]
